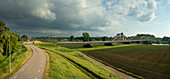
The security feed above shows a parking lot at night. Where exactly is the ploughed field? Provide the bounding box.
[82,45,170,79]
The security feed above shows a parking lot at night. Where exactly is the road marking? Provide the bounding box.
[14,76,17,79]
[35,77,37,79]
[38,70,41,72]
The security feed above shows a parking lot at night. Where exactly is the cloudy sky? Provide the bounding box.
[0,0,169,37]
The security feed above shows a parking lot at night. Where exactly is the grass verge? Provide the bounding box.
[35,44,122,79]
[43,50,50,79]
[61,43,138,51]
[0,45,31,79]
[44,50,90,79]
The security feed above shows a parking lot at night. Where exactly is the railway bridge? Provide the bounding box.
[57,33,152,47]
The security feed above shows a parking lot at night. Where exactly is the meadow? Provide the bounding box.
[82,45,170,79]
[61,43,137,51]
[35,44,122,79]
[0,45,30,79]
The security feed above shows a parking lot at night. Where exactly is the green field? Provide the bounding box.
[46,50,90,79]
[82,45,170,79]
[0,45,30,78]
[61,43,137,51]
[35,44,122,79]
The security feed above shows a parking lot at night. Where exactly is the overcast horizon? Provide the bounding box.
[0,0,170,37]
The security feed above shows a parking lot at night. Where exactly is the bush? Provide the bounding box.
[104,43,114,46]
[83,44,93,48]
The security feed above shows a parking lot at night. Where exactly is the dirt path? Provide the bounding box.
[76,51,136,79]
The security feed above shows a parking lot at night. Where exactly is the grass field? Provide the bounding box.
[46,50,90,79]
[82,45,170,79]
[35,44,122,79]
[0,45,30,78]
[61,43,137,51]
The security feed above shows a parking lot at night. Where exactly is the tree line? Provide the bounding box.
[33,33,170,44]
[0,20,28,57]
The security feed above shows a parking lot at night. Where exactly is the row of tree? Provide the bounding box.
[32,32,170,44]
[0,20,19,56]
[69,33,111,42]
[0,20,28,57]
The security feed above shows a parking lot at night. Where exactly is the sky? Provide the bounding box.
[0,0,169,37]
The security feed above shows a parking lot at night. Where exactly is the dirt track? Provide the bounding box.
[76,51,136,79]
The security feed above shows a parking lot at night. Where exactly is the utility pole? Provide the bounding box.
[9,34,11,73]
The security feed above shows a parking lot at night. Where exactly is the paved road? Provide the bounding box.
[10,45,47,79]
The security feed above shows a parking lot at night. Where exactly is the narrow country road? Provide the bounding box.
[10,45,47,79]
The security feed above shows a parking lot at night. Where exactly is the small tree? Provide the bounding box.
[0,20,19,56]
[69,35,74,41]
[146,40,152,44]
[156,40,161,44]
[168,40,170,44]
[82,32,90,42]
[21,35,28,41]
[0,20,10,34]
[102,36,108,41]
[89,38,93,41]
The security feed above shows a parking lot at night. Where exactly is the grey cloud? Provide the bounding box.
[103,0,157,22]
[147,1,157,10]
[0,0,158,37]
[139,12,155,22]
[0,0,56,21]
[0,0,117,36]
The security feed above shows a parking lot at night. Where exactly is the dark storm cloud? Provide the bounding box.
[0,0,115,35]
[0,0,158,37]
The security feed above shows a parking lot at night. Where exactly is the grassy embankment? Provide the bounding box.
[35,44,122,79]
[0,45,31,79]
[61,43,138,51]
[83,45,170,79]
[61,43,143,78]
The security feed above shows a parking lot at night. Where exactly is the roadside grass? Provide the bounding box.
[0,45,31,79]
[35,44,122,79]
[45,50,90,79]
[83,45,170,79]
[61,43,138,51]
[43,50,50,79]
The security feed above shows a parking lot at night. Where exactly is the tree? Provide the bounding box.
[0,44,3,57]
[0,31,18,56]
[89,38,93,41]
[0,20,9,34]
[156,40,161,44]
[69,35,74,41]
[109,37,113,41]
[82,32,90,42]
[146,40,153,44]
[168,40,170,44]
[102,36,108,41]
[16,34,22,41]
[0,19,19,56]
[21,35,28,41]
[136,34,155,40]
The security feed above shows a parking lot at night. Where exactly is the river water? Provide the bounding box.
[152,44,169,45]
